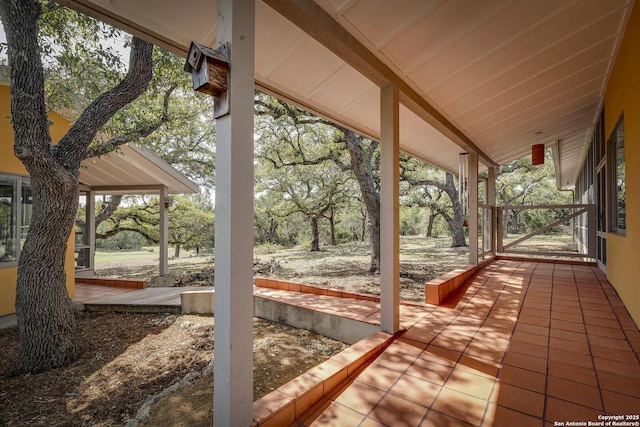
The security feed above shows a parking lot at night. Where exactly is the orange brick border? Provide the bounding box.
[75,277,148,289]
[252,331,398,426]
[424,258,495,305]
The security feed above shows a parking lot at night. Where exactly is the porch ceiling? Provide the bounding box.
[79,143,199,195]
[59,0,634,187]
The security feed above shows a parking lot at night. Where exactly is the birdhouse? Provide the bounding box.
[184,41,230,98]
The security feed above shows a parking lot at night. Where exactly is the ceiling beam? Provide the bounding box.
[263,0,498,168]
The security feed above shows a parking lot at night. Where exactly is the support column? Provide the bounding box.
[159,186,169,276]
[380,85,400,333]
[87,191,96,272]
[214,1,255,426]
[468,152,479,265]
[487,166,496,256]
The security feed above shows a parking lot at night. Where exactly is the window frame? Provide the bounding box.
[0,173,29,268]
[607,114,626,236]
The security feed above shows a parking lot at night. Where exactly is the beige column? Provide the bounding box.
[487,166,496,256]
[214,0,255,425]
[87,191,96,272]
[159,186,169,276]
[468,152,479,265]
[380,85,400,333]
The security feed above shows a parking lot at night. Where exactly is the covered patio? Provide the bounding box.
[250,258,640,426]
[55,0,640,425]
[76,143,199,277]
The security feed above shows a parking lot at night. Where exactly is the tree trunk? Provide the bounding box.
[426,212,437,237]
[360,207,366,242]
[445,173,467,247]
[310,215,320,251]
[328,206,336,246]
[174,244,181,258]
[0,0,154,374]
[344,130,380,272]
[451,205,467,247]
[13,178,81,374]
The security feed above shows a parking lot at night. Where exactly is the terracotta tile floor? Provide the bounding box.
[295,260,640,426]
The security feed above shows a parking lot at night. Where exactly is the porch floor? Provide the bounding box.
[292,259,640,426]
[57,260,640,425]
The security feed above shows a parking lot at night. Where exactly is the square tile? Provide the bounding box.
[499,365,546,393]
[546,376,602,410]
[368,392,429,426]
[445,367,496,400]
[550,319,586,333]
[502,352,547,374]
[457,354,500,378]
[548,348,593,369]
[421,410,474,427]
[389,374,441,407]
[594,357,640,379]
[547,360,597,387]
[548,337,589,355]
[491,383,544,417]
[511,331,549,347]
[333,381,384,416]
[484,404,544,427]
[549,328,587,344]
[544,397,602,423]
[308,401,364,427]
[586,324,626,340]
[405,357,453,385]
[601,389,640,414]
[515,323,549,337]
[597,372,640,398]
[354,364,403,391]
[432,387,488,426]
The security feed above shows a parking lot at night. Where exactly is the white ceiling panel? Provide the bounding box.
[59,0,635,186]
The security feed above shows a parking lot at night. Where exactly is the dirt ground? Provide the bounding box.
[94,237,469,302]
[0,313,346,427]
[0,237,465,426]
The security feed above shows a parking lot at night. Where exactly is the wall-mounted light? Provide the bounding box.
[532,131,545,165]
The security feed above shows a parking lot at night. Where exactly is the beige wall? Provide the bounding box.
[0,85,75,316]
[604,2,640,327]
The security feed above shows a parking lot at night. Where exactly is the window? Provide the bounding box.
[608,116,625,234]
[0,174,31,266]
[0,176,17,263]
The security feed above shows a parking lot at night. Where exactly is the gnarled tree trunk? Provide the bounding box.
[344,130,380,272]
[1,0,154,374]
[310,215,320,251]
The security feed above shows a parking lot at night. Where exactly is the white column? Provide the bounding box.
[468,152,479,265]
[159,186,169,276]
[380,85,400,333]
[214,0,255,426]
[487,166,496,256]
[87,191,95,272]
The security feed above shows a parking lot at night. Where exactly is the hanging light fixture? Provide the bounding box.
[458,152,469,216]
[532,131,545,165]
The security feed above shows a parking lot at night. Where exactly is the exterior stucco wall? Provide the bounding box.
[604,3,640,327]
[0,84,75,316]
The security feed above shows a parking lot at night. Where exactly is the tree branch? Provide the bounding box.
[85,84,176,158]
[55,36,154,170]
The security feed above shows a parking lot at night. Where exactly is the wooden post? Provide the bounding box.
[86,191,95,272]
[487,166,496,256]
[214,0,255,426]
[468,152,479,265]
[380,85,400,333]
[497,207,504,253]
[159,186,169,276]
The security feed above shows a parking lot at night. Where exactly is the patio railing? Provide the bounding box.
[497,204,596,259]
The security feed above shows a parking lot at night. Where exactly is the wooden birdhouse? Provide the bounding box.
[184,41,230,98]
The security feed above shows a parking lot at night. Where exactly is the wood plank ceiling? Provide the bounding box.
[59,0,634,187]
